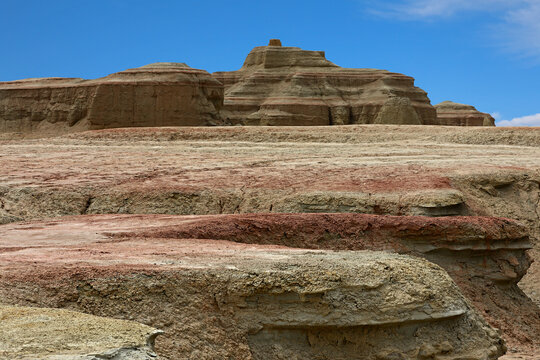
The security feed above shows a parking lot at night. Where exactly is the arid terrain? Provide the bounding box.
[0,124,539,358]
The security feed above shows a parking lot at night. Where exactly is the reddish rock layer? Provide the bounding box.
[0,213,536,352]
[0,214,509,359]
[108,212,538,350]
[0,63,224,134]
[213,40,436,125]
[435,101,496,126]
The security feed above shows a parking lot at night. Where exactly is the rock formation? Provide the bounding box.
[0,305,162,359]
[0,41,502,132]
[106,213,538,349]
[435,101,496,126]
[0,63,223,134]
[0,214,505,359]
[213,39,437,126]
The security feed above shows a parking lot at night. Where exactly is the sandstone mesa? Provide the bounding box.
[0,39,495,135]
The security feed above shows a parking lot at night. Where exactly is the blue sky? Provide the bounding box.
[1,0,539,126]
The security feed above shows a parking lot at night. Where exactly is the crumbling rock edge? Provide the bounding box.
[0,216,507,359]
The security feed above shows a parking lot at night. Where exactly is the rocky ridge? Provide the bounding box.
[0,40,499,134]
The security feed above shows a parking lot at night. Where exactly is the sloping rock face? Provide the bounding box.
[435,101,496,126]
[0,305,162,360]
[0,63,223,134]
[213,40,436,125]
[0,215,505,359]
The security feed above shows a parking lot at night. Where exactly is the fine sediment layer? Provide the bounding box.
[0,305,162,360]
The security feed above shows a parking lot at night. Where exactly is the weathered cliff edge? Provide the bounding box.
[435,101,496,126]
[0,214,505,359]
[109,213,538,350]
[213,40,437,126]
[0,305,162,360]
[0,63,224,134]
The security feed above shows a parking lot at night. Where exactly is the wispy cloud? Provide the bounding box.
[367,0,540,62]
[499,1,540,60]
[369,0,518,18]
[491,112,502,121]
[497,113,540,126]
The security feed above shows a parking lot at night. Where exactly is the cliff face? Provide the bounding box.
[435,101,496,126]
[0,63,224,134]
[213,41,436,126]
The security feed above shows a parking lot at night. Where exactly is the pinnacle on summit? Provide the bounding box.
[268,39,282,46]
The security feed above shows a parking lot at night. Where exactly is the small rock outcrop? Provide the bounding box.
[0,63,223,134]
[213,39,436,126]
[0,305,162,359]
[435,101,496,126]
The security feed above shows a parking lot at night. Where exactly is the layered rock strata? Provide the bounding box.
[107,213,538,350]
[0,305,162,360]
[0,63,223,134]
[435,101,496,126]
[0,214,505,359]
[0,126,539,353]
[213,40,436,125]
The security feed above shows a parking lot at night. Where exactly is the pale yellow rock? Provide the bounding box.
[0,305,162,360]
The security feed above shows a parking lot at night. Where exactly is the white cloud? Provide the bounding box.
[497,113,540,126]
[491,112,502,120]
[369,0,523,19]
[367,0,540,61]
[499,1,540,60]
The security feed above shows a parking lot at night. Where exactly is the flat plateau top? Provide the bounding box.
[0,125,539,191]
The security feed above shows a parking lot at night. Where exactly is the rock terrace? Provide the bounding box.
[0,214,507,359]
[0,62,224,134]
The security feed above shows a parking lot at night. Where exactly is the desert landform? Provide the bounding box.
[0,40,538,359]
